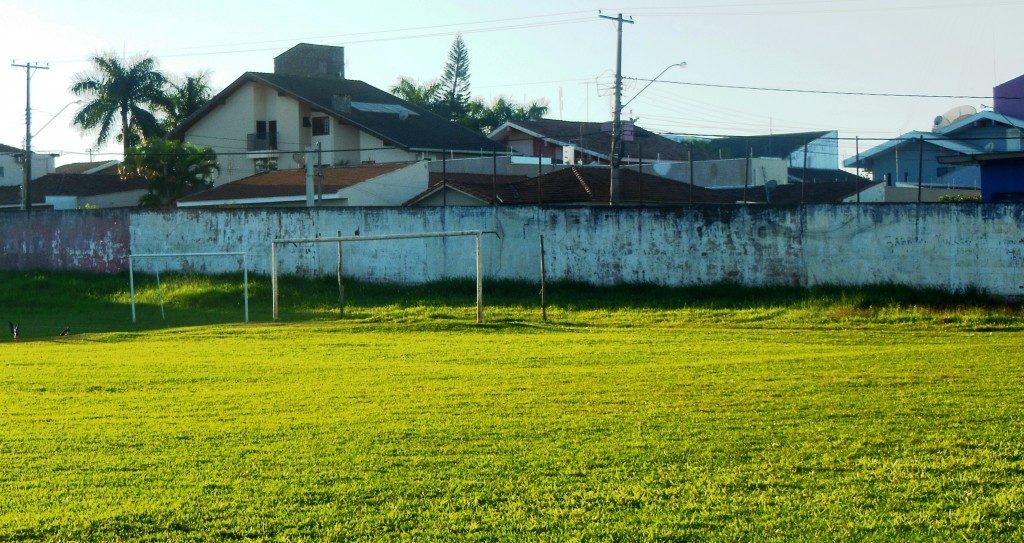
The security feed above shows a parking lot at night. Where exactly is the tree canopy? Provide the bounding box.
[70,54,171,158]
[161,72,213,131]
[70,54,213,158]
[390,35,547,134]
[120,138,218,207]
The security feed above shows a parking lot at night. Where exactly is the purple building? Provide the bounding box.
[994,74,1024,119]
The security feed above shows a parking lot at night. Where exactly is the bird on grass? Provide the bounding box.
[9,322,19,340]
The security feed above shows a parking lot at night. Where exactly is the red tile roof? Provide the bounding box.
[179,162,416,203]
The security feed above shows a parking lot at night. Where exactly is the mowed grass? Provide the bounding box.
[1,272,1023,541]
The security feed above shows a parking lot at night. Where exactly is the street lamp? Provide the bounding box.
[610,61,686,205]
[32,99,82,138]
[623,62,686,108]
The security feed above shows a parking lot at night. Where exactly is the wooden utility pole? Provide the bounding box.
[11,61,48,212]
[600,12,633,206]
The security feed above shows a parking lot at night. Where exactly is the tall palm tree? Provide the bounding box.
[70,54,170,158]
[162,72,212,131]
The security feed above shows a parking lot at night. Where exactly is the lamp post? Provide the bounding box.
[610,61,686,205]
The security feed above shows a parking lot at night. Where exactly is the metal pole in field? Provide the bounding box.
[539,234,547,321]
[337,240,345,318]
[242,255,249,323]
[129,257,136,323]
[271,241,279,321]
[156,269,165,321]
[476,233,483,324]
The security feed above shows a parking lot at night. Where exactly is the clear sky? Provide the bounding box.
[2,0,1023,166]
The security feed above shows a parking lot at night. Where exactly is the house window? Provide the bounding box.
[312,117,330,136]
[255,157,278,173]
[0,166,4,178]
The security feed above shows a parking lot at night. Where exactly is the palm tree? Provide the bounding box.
[70,54,170,158]
[162,72,212,131]
[390,77,441,113]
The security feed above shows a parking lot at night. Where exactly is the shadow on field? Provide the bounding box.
[0,270,1019,339]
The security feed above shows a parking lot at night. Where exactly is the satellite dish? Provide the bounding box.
[933,105,977,132]
[292,152,306,167]
[984,142,995,152]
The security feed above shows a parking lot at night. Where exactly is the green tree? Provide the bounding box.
[162,72,212,131]
[120,138,219,207]
[389,77,442,114]
[70,54,171,158]
[437,34,471,121]
[461,96,549,134]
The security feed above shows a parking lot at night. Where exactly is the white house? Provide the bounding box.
[168,43,508,186]
[0,143,56,187]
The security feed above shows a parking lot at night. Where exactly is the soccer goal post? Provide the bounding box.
[128,252,249,324]
[270,230,498,324]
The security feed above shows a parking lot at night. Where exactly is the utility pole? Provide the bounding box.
[600,11,633,206]
[11,61,49,212]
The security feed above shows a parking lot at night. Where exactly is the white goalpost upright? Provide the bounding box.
[128,252,250,323]
[270,230,498,323]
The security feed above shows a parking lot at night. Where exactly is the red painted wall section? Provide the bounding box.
[0,210,131,272]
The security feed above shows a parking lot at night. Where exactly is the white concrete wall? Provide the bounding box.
[123,205,1024,296]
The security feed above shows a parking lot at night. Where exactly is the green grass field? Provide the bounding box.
[1,272,1023,541]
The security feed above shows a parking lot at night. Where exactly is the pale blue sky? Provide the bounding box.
[3,0,1022,165]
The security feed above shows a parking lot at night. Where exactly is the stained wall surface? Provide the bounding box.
[2,205,1022,296]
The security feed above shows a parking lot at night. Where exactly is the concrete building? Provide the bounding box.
[703,131,840,170]
[168,43,508,186]
[844,74,1024,189]
[0,143,56,187]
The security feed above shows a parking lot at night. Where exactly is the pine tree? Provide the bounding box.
[438,34,471,121]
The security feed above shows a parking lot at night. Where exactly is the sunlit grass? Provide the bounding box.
[0,272,1022,540]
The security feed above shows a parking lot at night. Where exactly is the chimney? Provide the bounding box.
[274,43,345,79]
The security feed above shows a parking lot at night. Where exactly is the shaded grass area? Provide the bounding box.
[1,321,1023,541]
[0,271,1022,340]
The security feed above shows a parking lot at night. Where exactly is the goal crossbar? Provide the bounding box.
[270,230,499,323]
[128,252,249,324]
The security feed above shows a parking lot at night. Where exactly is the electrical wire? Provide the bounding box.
[624,77,1024,100]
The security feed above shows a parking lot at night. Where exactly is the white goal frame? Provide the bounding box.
[128,252,249,323]
[271,230,498,323]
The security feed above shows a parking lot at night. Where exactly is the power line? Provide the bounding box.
[624,77,1023,100]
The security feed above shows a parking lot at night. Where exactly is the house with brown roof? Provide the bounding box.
[405,166,731,206]
[168,43,508,187]
[54,160,120,175]
[176,161,428,208]
[488,119,690,166]
[0,173,147,210]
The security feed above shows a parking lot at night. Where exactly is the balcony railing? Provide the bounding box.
[247,132,278,152]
